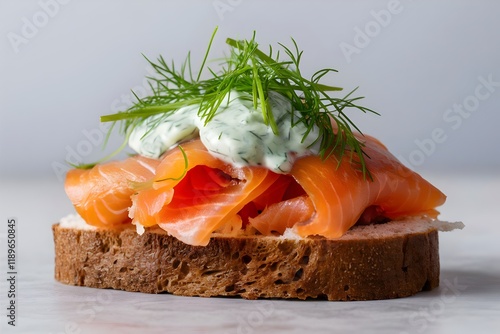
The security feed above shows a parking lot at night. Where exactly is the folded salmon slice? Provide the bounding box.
[129,140,279,245]
[287,134,446,238]
[64,155,160,227]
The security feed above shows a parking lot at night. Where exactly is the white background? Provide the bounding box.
[1,0,499,180]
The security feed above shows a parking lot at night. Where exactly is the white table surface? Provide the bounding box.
[1,171,499,334]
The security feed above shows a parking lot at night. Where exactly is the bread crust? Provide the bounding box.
[53,220,439,300]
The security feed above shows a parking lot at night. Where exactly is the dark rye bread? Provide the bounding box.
[52,217,456,300]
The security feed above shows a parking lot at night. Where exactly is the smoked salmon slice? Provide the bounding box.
[129,140,279,246]
[64,155,160,227]
[287,134,446,238]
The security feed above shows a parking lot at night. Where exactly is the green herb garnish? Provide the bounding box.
[99,28,378,178]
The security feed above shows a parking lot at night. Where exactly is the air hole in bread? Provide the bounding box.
[278,242,293,253]
[296,288,304,294]
[189,253,199,260]
[157,279,169,290]
[299,256,309,265]
[232,252,239,260]
[304,247,311,256]
[225,284,235,292]
[242,255,252,264]
[172,259,181,269]
[402,266,408,273]
[142,237,152,247]
[270,262,278,271]
[344,285,350,291]
[179,262,190,276]
[202,270,223,277]
[113,259,117,265]
[274,279,284,285]
[119,267,127,273]
[293,268,303,281]
[100,243,110,253]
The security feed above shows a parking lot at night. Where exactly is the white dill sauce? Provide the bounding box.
[129,91,321,173]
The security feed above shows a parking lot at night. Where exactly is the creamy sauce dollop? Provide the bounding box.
[129,91,320,173]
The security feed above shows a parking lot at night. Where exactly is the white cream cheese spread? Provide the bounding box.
[129,91,320,173]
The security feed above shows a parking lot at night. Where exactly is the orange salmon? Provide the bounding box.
[129,140,279,245]
[65,155,160,227]
[288,134,445,238]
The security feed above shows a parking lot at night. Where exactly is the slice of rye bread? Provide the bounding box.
[53,217,461,301]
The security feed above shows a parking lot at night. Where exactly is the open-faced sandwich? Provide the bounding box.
[53,30,463,300]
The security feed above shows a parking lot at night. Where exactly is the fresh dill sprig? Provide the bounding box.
[100,29,378,178]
